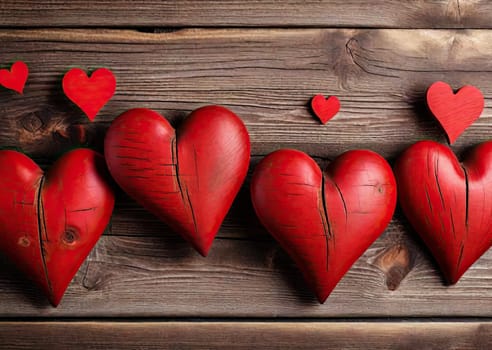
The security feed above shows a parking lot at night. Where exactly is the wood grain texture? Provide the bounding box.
[0,220,490,317]
[0,1,491,28]
[0,322,490,349]
[1,29,492,160]
[0,29,491,318]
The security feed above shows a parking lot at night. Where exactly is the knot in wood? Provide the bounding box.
[371,243,416,291]
[17,235,31,247]
[21,113,43,132]
[62,228,79,245]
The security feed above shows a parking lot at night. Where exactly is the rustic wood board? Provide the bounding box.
[0,322,490,349]
[0,28,491,318]
[1,228,490,317]
[2,29,492,160]
[0,1,491,28]
[0,8,491,348]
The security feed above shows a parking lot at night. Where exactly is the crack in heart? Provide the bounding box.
[251,149,397,303]
[104,106,250,257]
[0,149,114,306]
[395,140,492,284]
[36,175,53,299]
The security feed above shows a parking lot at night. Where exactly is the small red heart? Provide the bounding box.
[395,140,492,284]
[62,68,116,121]
[427,81,484,144]
[0,149,114,306]
[311,94,340,124]
[104,106,250,256]
[251,149,396,303]
[0,61,29,94]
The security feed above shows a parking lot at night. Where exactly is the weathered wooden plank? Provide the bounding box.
[0,322,490,349]
[1,29,492,161]
[0,219,490,317]
[0,1,490,28]
[0,29,491,318]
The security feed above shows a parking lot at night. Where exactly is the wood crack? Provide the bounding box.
[345,37,399,79]
[172,135,198,240]
[333,181,348,224]
[424,186,433,214]
[36,175,53,298]
[456,0,462,23]
[320,175,331,272]
[434,156,445,208]
[461,165,469,228]
[456,243,465,281]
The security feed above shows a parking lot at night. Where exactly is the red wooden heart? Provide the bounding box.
[0,61,28,94]
[311,94,340,124]
[104,106,250,256]
[251,149,397,303]
[0,149,114,306]
[394,140,492,284]
[427,81,484,144]
[62,68,116,121]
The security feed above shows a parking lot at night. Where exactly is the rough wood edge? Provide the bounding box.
[0,0,484,29]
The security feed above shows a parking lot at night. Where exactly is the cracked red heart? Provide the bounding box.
[395,140,492,284]
[251,149,396,302]
[0,149,114,306]
[104,106,250,256]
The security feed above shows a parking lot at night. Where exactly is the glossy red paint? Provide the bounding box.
[395,140,492,284]
[0,61,28,94]
[0,149,115,306]
[104,106,250,256]
[310,94,340,124]
[251,149,397,303]
[427,81,484,144]
[62,68,116,121]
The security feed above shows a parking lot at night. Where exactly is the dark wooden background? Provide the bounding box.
[0,1,491,349]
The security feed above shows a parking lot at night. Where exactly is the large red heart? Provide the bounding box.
[427,81,484,144]
[0,61,28,94]
[0,149,114,306]
[62,68,116,121]
[251,149,397,303]
[394,140,492,284]
[104,106,250,256]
